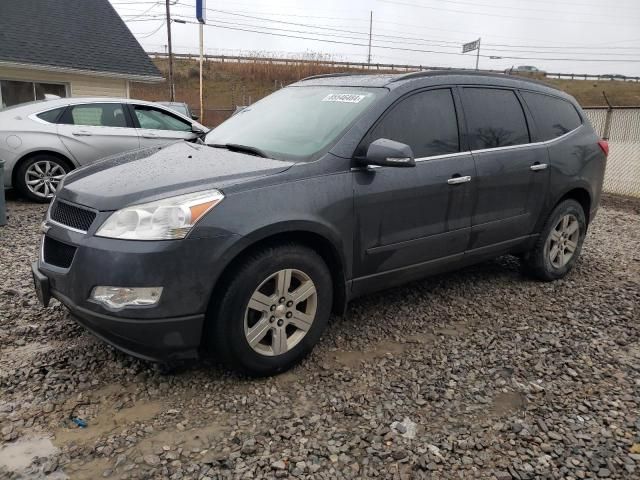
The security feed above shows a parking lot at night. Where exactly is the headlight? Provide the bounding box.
[96,189,224,240]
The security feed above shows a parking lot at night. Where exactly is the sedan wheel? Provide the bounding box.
[25,160,66,199]
[244,269,318,357]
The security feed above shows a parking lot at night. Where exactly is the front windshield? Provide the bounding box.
[205,86,384,161]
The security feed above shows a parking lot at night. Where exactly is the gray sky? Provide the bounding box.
[112,0,640,76]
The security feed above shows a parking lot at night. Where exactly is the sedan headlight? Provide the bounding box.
[96,190,224,240]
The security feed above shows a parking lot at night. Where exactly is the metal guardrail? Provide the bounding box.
[148,52,640,82]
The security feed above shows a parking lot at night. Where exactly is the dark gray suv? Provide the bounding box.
[32,72,607,376]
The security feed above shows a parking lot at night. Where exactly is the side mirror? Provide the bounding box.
[191,125,206,135]
[191,114,199,121]
[363,138,415,168]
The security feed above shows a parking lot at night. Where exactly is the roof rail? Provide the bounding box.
[299,72,362,81]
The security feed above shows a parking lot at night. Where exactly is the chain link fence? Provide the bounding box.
[583,107,640,198]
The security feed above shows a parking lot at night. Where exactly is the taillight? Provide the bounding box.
[598,140,609,157]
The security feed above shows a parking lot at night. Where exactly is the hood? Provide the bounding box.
[58,142,294,211]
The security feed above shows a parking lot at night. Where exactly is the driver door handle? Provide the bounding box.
[142,133,159,138]
[530,163,548,171]
[447,175,472,185]
[72,130,92,136]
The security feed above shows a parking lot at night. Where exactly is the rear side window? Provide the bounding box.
[60,103,128,127]
[362,89,460,158]
[462,88,530,150]
[36,107,65,123]
[521,91,582,141]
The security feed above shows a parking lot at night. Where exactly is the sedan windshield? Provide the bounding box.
[204,86,383,161]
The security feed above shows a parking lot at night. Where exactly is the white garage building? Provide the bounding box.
[0,0,163,107]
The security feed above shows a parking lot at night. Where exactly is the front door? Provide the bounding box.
[56,102,140,165]
[129,104,198,147]
[352,88,475,294]
[459,87,550,250]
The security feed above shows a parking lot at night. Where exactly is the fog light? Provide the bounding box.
[90,286,163,310]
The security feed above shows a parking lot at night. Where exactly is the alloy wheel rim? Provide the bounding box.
[546,213,580,269]
[25,160,66,199]
[244,268,317,357]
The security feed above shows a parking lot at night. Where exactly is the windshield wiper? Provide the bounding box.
[208,143,270,158]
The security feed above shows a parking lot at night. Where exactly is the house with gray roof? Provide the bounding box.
[0,0,163,108]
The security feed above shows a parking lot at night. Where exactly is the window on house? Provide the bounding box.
[0,80,68,108]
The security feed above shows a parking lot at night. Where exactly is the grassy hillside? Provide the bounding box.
[131,58,640,126]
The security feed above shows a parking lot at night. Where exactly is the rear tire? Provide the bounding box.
[522,199,587,281]
[207,244,332,376]
[15,154,71,203]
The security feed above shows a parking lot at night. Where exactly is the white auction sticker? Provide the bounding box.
[322,93,367,103]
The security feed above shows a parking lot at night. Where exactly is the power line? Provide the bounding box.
[179,19,640,62]
[377,0,640,28]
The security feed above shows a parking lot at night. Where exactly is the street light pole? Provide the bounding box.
[367,11,373,65]
[165,0,175,101]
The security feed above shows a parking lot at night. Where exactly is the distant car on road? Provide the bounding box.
[506,65,546,75]
[601,74,627,80]
[0,98,208,201]
[157,101,199,120]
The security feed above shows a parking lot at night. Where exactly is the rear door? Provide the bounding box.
[352,88,475,291]
[129,103,197,147]
[460,87,549,250]
[56,102,140,165]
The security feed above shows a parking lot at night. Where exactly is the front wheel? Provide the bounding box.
[522,199,587,281]
[207,244,333,376]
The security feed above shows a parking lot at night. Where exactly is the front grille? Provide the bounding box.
[43,236,77,268]
[50,200,96,232]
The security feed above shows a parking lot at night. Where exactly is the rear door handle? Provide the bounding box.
[72,130,92,136]
[530,163,548,171]
[447,175,472,185]
[142,132,159,138]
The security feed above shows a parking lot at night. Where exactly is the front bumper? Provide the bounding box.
[35,223,239,362]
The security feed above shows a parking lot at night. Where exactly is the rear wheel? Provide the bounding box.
[208,244,332,376]
[15,154,71,202]
[522,199,586,281]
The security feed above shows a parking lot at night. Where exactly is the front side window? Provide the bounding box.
[521,91,582,141]
[359,89,460,158]
[205,86,384,161]
[61,103,127,127]
[133,105,192,131]
[462,88,530,150]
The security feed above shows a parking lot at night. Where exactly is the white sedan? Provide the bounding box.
[0,97,208,201]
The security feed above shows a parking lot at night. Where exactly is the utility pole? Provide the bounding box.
[199,22,204,123]
[475,37,481,71]
[367,11,373,65]
[165,0,175,101]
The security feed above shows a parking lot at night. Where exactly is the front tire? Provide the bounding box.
[208,244,332,376]
[522,199,587,281]
[15,154,70,203]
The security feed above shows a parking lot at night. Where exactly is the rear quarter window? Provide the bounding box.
[36,107,65,123]
[521,91,582,141]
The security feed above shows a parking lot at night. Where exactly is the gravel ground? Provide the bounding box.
[1,194,639,480]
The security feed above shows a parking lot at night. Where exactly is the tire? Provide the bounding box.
[15,154,71,203]
[522,199,587,281]
[207,244,333,376]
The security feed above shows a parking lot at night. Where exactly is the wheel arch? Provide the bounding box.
[554,186,592,225]
[207,225,349,323]
[12,149,76,189]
